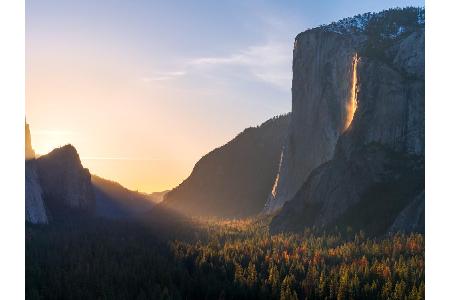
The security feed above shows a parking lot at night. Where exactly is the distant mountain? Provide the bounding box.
[92,175,165,219]
[269,8,424,236]
[159,114,290,218]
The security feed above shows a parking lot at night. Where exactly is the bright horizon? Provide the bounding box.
[26,0,424,193]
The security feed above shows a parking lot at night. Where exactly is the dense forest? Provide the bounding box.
[26,217,424,300]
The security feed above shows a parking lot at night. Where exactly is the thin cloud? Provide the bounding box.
[141,42,292,89]
[190,43,289,66]
[188,41,292,90]
[141,70,186,82]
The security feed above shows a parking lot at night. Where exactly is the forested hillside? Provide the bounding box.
[160,114,290,218]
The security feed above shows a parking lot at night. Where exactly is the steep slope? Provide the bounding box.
[92,175,161,219]
[35,145,95,219]
[160,114,290,218]
[270,8,424,236]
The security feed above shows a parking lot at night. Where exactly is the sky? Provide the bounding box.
[26,0,424,193]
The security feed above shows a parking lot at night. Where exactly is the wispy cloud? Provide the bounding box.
[141,41,292,90]
[141,70,186,82]
[190,43,289,67]
[188,41,292,90]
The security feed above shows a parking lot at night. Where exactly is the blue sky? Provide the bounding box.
[26,0,424,192]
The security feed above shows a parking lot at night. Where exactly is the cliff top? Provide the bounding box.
[296,7,424,41]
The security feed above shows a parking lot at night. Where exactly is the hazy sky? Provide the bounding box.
[26,0,424,193]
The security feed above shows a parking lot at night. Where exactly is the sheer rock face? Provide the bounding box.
[35,145,95,218]
[264,30,363,213]
[25,161,48,224]
[269,9,424,235]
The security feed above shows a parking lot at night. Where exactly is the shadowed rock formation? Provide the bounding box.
[34,145,95,220]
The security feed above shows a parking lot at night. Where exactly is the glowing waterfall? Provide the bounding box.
[270,151,283,198]
[344,54,359,131]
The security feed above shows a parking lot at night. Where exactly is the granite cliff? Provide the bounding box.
[269,8,424,235]
[264,28,363,213]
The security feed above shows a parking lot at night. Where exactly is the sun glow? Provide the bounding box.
[344,54,359,131]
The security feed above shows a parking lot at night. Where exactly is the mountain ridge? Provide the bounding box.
[92,174,166,219]
[158,114,291,218]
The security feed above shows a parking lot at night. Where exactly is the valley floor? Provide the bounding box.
[26,217,424,300]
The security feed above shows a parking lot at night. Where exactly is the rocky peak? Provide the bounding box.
[36,144,95,218]
[25,120,35,160]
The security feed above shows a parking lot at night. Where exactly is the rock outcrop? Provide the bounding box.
[25,121,35,160]
[35,145,95,219]
[269,8,424,236]
[160,114,290,218]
